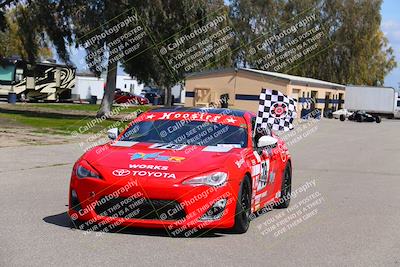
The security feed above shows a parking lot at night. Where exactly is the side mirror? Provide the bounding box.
[107,128,119,140]
[258,135,278,147]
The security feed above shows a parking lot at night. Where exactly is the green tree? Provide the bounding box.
[29,0,230,116]
[122,0,230,106]
[319,0,396,85]
[0,0,15,30]
[228,0,396,86]
[0,4,53,60]
[229,0,284,67]
[61,0,132,117]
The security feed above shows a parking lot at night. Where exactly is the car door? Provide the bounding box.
[268,137,287,200]
[250,117,279,209]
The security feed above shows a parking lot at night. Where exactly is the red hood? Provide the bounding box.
[83,141,241,182]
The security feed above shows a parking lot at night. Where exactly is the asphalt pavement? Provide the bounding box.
[1,119,400,266]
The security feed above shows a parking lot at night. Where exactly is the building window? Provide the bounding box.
[292,89,300,102]
[15,68,24,82]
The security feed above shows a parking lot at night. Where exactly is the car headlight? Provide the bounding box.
[75,160,101,179]
[183,171,227,187]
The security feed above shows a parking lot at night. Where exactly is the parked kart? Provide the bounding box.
[346,110,381,123]
[114,90,149,105]
[68,108,293,234]
[333,109,353,121]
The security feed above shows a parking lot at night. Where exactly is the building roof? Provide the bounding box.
[76,72,99,77]
[186,67,345,90]
[241,68,345,89]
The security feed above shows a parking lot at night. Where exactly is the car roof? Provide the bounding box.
[150,107,253,117]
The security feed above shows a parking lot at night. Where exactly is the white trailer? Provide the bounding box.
[72,74,144,100]
[72,75,105,100]
[345,86,400,118]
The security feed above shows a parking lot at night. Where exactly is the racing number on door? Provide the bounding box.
[257,159,269,191]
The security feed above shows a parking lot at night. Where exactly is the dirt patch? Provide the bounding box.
[0,127,78,148]
[0,117,76,148]
[0,117,106,148]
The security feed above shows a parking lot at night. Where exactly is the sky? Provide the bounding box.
[381,0,400,89]
[68,1,400,88]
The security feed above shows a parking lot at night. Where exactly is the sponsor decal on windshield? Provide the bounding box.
[111,141,138,147]
[142,112,245,126]
[149,143,187,150]
[202,146,232,152]
[131,152,185,162]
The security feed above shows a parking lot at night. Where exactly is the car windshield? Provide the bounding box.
[120,120,248,148]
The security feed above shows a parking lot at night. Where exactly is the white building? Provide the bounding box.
[116,75,144,95]
[72,73,144,100]
[171,83,185,103]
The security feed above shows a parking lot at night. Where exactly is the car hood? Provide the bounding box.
[83,141,241,182]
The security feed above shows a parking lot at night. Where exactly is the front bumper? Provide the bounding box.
[68,176,238,232]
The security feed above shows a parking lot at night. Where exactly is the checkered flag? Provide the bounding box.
[256,88,297,132]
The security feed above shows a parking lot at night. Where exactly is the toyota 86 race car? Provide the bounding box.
[68,108,292,234]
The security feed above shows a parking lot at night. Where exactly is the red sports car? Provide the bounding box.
[68,108,292,234]
[114,90,149,105]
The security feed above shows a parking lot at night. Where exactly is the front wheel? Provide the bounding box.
[375,116,381,123]
[275,164,292,209]
[232,177,251,234]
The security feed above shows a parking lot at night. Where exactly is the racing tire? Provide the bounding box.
[69,217,87,230]
[275,164,292,209]
[375,116,381,123]
[339,114,345,121]
[357,116,362,123]
[232,176,251,234]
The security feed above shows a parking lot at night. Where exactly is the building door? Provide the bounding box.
[291,89,300,112]
[311,91,318,110]
[194,88,211,107]
[338,93,343,109]
[291,89,300,102]
[324,92,331,110]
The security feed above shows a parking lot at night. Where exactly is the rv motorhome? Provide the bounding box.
[0,58,76,101]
